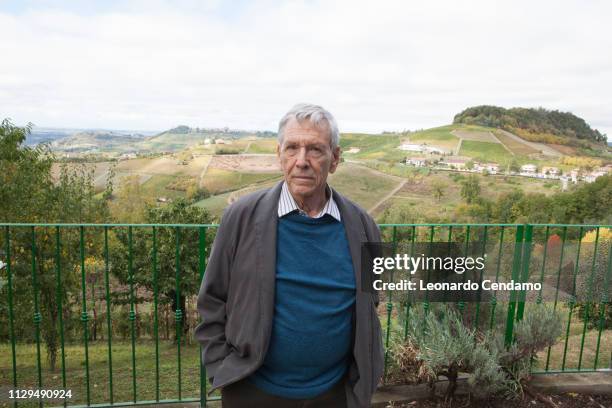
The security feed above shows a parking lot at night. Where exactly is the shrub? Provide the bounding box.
[391,304,562,401]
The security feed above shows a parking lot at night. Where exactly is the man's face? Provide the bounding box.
[277,118,340,201]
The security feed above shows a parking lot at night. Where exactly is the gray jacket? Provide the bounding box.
[194,181,384,407]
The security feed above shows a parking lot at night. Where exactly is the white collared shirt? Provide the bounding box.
[277,181,341,221]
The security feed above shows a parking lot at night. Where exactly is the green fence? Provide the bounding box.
[0,223,610,407]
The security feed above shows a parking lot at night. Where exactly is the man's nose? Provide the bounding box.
[295,147,309,168]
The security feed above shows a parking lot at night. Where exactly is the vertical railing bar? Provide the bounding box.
[5,226,18,401]
[457,225,470,316]
[30,226,43,408]
[593,236,611,369]
[383,226,397,382]
[516,224,533,322]
[546,226,567,371]
[153,226,160,402]
[489,226,505,330]
[536,226,551,305]
[505,225,524,346]
[55,226,67,407]
[474,226,488,329]
[422,226,435,319]
[128,226,137,402]
[103,226,114,405]
[578,227,599,370]
[561,226,583,371]
[175,226,183,400]
[198,226,208,407]
[440,226,453,305]
[79,225,91,405]
[403,225,416,341]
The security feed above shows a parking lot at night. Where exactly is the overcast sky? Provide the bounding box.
[1,0,610,136]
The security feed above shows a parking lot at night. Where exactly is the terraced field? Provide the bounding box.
[208,154,280,172]
[408,126,460,150]
[115,156,211,177]
[328,163,403,210]
[339,133,405,162]
[459,140,513,163]
[494,130,540,155]
[139,174,187,199]
[245,138,277,153]
[451,129,499,143]
[201,167,281,195]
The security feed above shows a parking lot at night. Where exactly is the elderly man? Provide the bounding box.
[194,103,384,408]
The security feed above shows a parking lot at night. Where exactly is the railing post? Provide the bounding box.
[505,224,524,346]
[198,226,208,408]
[4,226,18,408]
[55,226,68,408]
[79,225,91,406]
[516,224,533,322]
[103,226,114,405]
[31,226,43,408]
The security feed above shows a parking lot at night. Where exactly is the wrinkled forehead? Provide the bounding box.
[281,117,332,145]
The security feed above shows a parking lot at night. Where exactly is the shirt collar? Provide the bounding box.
[277,181,341,221]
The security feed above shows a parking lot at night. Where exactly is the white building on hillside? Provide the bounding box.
[474,162,499,174]
[443,157,469,170]
[570,169,580,183]
[406,157,432,167]
[585,169,607,183]
[520,164,537,175]
[541,166,560,179]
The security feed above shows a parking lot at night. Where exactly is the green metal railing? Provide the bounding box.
[0,223,610,408]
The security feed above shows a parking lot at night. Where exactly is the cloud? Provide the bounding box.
[0,0,610,136]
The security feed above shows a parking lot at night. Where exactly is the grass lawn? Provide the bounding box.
[340,133,406,162]
[0,340,218,406]
[201,168,281,195]
[407,125,460,150]
[246,139,277,153]
[139,175,187,200]
[329,163,401,210]
[192,192,232,219]
[459,140,514,164]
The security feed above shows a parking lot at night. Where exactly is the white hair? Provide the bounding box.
[278,103,340,148]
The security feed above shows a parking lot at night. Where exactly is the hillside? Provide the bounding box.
[453,105,608,148]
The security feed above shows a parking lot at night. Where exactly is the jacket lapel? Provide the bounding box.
[255,181,283,335]
[333,188,367,291]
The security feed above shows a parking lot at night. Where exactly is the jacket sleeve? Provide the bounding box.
[194,206,235,382]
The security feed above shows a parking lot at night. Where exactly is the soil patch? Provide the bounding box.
[208,154,280,172]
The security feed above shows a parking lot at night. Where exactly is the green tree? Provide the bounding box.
[109,175,152,223]
[431,180,447,202]
[109,198,214,341]
[460,175,481,204]
[0,119,110,370]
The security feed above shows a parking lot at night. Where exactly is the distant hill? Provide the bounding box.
[453,105,607,147]
[153,125,276,139]
[51,130,148,153]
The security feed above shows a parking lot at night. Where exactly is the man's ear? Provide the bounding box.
[276,143,284,172]
[329,146,341,174]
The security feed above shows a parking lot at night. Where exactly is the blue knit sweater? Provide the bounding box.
[248,212,356,399]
